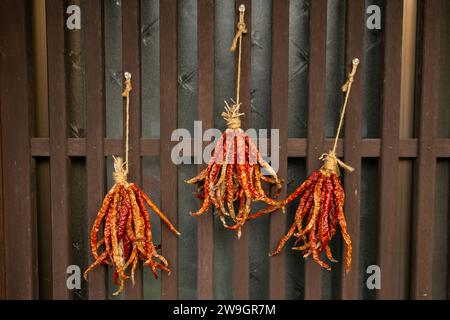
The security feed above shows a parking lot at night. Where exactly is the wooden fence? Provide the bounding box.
[0,0,449,300]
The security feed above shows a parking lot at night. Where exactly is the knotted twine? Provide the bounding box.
[319,58,360,176]
[113,71,132,185]
[221,4,247,130]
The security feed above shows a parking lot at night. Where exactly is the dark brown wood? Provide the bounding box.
[0,0,38,299]
[46,0,71,299]
[197,0,215,300]
[233,0,251,300]
[269,0,289,300]
[341,0,364,300]
[30,137,450,159]
[0,35,5,301]
[411,0,443,300]
[122,0,143,299]
[304,0,327,300]
[377,0,403,300]
[160,0,178,300]
[85,0,107,299]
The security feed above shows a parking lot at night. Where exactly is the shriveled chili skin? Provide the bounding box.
[89,191,114,260]
[331,173,352,273]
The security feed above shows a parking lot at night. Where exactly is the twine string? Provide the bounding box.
[122,72,132,176]
[331,58,360,155]
[230,4,247,106]
[223,4,247,129]
[320,58,360,175]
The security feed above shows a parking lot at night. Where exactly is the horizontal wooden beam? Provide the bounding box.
[30,138,450,158]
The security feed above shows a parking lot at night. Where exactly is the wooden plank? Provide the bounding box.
[269,0,289,300]
[46,0,71,299]
[122,0,143,299]
[0,34,5,300]
[1,0,38,299]
[233,0,251,300]
[197,0,214,300]
[304,0,327,300]
[341,0,365,300]
[160,0,178,299]
[85,0,107,299]
[377,0,403,300]
[29,137,450,158]
[411,0,443,300]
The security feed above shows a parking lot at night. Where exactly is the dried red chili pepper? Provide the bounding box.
[186,5,285,238]
[84,73,180,295]
[267,59,360,273]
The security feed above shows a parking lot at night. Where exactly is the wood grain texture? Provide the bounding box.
[85,0,107,299]
[160,0,179,299]
[30,137,450,158]
[304,0,327,300]
[197,0,215,300]
[232,0,251,300]
[377,0,403,300]
[46,0,71,299]
[269,0,289,300]
[411,0,443,300]
[122,0,143,299]
[0,0,38,299]
[340,0,365,300]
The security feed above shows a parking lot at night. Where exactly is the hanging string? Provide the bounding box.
[230,4,247,107]
[121,71,132,176]
[331,58,360,154]
[320,58,360,175]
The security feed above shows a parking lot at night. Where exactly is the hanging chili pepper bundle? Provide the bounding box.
[186,5,283,238]
[246,59,360,273]
[84,73,180,295]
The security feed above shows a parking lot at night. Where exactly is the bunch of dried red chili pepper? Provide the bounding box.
[186,101,283,238]
[84,73,180,295]
[186,5,283,238]
[246,59,360,273]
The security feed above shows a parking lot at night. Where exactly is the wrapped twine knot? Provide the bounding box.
[222,100,244,129]
[319,151,354,177]
[113,156,128,185]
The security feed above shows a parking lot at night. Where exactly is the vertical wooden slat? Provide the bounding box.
[377,0,403,300]
[411,0,443,300]
[197,0,214,299]
[233,0,251,300]
[46,0,71,300]
[304,0,327,300]
[0,56,4,299]
[0,0,37,299]
[341,0,364,300]
[85,0,107,299]
[160,0,178,300]
[269,0,289,300]
[122,0,143,299]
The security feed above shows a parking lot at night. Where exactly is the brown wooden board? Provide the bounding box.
[411,0,443,300]
[232,0,251,300]
[340,0,364,300]
[269,0,289,300]
[304,0,327,300]
[46,0,71,300]
[85,0,107,299]
[122,0,143,299]
[160,0,179,299]
[0,29,4,300]
[377,0,403,299]
[0,0,38,299]
[197,0,215,300]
